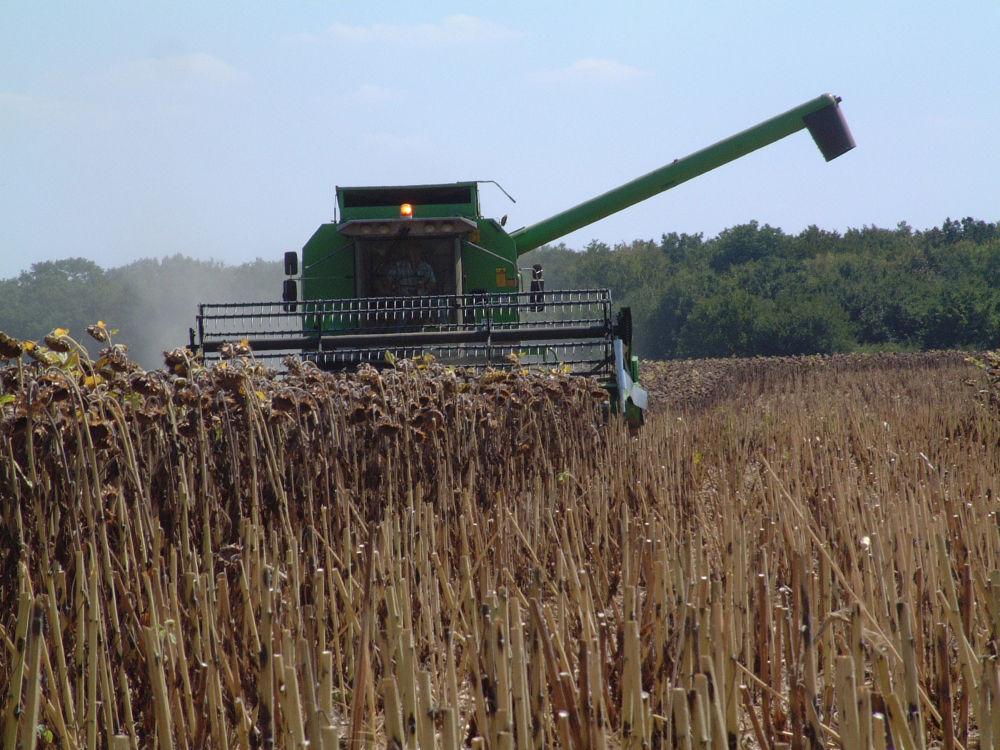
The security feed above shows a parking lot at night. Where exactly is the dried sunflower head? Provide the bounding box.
[129,373,163,397]
[43,328,73,353]
[176,419,198,439]
[173,383,201,406]
[39,372,71,402]
[271,393,296,413]
[348,406,370,424]
[83,413,112,448]
[214,367,244,393]
[23,341,56,366]
[410,407,445,432]
[375,416,401,436]
[0,368,17,391]
[356,364,381,385]
[86,321,110,342]
[590,386,610,402]
[480,370,508,385]
[0,331,23,360]
[98,344,132,373]
[220,339,251,359]
[163,347,189,367]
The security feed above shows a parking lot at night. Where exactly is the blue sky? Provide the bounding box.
[2,1,998,278]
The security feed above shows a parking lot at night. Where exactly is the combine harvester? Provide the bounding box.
[193,94,854,421]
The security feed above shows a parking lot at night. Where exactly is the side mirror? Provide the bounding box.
[500,215,508,227]
[284,251,299,276]
[282,279,298,312]
[530,264,544,312]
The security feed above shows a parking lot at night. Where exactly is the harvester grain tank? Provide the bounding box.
[194,94,855,419]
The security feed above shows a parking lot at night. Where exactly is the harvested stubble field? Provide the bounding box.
[639,352,970,413]
[1,336,999,750]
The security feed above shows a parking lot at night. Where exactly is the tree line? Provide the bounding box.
[0,255,281,368]
[1,217,998,367]
[524,217,1000,359]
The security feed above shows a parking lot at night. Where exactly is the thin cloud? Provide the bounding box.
[326,15,519,45]
[0,91,115,133]
[113,53,247,87]
[280,31,322,45]
[538,58,652,84]
[352,84,396,104]
[0,92,63,121]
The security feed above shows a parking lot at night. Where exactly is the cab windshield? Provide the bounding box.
[358,237,456,298]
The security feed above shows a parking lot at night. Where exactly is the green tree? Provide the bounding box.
[0,258,135,353]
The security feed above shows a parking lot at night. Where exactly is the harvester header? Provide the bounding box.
[193,93,855,421]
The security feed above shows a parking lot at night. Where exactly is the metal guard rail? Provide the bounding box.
[193,290,617,374]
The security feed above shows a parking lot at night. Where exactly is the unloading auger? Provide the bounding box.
[193,93,855,420]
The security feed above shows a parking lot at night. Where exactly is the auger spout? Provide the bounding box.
[508,93,854,255]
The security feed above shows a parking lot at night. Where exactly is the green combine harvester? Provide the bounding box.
[193,93,854,420]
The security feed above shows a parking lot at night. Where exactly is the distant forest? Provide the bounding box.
[2,217,999,367]
[528,217,1000,360]
[0,256,281,368]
